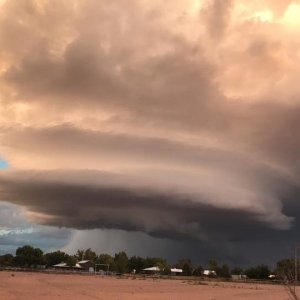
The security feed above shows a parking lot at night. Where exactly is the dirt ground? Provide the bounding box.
[0,271,295,300]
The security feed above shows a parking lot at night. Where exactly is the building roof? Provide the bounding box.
[203,270,217,275]
[171,268,183,273]
[52,262,82,268]
[53,262,68,267]
[78,260,91,264]
[143,266,160,271]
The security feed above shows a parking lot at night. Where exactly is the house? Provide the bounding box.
[231,274,247,280]
[78,260,94,272]
[52,260,94,272]
[171,268,183,275]
[52,262,81,270]
[142,266,160,274]
[52,262,69,269]
[203,270,217,276]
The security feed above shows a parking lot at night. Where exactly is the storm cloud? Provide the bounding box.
[1,0,300,263]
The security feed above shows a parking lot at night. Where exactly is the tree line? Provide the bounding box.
[0,245,297,279]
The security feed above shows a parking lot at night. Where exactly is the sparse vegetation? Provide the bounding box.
[0,243,298,290]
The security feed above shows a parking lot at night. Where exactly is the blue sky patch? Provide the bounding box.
[0,202,73,254]
[0,158,8,169]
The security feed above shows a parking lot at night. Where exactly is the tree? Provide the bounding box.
[128,256,146,273]
[276,258,300,300]
[144,257,164,268]
[183,263,193,276]
[217,264,230,278]
[176,259,194,276]
[160,264,171,275]
[0,254,14,267]
[44,251,68,267]
[44,251,76,267]
[245,265,270,279]
[65,255,77,267]
[114,251,128,274]
[207,259,230,278]
[75,248,97,262]
[231,267,244,275]
[15,245,44,267]
[155,260,171,275]
[96,254,115,271]
[75,249,85,261]
[143,257,170,274]
[276,258,300,280]
[208,259,218,271]
[97,254,114,264]
[193,265,203,276]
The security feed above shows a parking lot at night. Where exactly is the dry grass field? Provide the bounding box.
[0,271,294,300]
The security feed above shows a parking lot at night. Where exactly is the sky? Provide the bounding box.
[1,0,300,266]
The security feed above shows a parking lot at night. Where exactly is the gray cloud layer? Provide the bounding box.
[0,169,295,240]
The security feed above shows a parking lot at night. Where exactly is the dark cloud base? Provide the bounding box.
[0,170,276,236]
[0,169,298,265]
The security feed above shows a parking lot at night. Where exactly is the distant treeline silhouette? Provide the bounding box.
[0,245,297,280]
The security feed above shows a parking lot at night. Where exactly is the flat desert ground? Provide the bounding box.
[0,271,294,300]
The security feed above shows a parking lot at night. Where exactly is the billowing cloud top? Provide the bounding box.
[1,0,300,260]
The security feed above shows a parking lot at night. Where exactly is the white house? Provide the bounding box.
[142,266,160,273]
[231,274,247,280]
[171,268,183,275]
[203,270,217,276]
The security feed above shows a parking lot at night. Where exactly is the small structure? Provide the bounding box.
[78,260,94,272]
[142,266,160,274]
[97,269,106,275]
[171,268,183,275]
[52,260,94,272]
[52,262,82,270]
[203,270,217,276]
[52,262,69,269]
[231,274,247,280]
[95,263,110,273]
